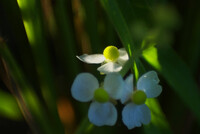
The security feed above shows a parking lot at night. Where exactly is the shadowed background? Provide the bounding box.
[0,0,200,134]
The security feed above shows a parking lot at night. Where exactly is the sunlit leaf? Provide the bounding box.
[143,46,200,123]
[0,90,22,120]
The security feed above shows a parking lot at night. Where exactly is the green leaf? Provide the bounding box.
[16,0,64,133]
[0,0,38,86]
[0,42,55,134]
[0,90,22,120]
[143,46,200,124]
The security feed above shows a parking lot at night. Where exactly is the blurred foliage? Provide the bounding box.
[0,0,200,134]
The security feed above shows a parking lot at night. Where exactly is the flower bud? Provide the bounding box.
[103,46,119,62]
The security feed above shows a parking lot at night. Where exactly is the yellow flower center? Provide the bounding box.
[94,88,109,103]
[103,46,119,62]
[132,90,147,105]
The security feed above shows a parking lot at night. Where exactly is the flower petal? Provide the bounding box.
[76,54,105,64]
[121,74,134,104]
[103,73,124,99]
[88,102,117,126]
[97,62,122,74]
[71,73,99,102]
[122,103,151,129]
[117,48,129,65]
[137,71,162,98]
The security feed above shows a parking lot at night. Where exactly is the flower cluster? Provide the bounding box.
[121,71,162,129]
[71,73,123,126]
[71,45,162,129]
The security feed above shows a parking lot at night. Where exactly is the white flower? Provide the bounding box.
[71,72,124,126]
[77,46,129,74]
[121,71,162,129]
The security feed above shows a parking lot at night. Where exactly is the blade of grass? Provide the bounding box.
[0,89,22,120]
[16,0,64,133]
[0,0,39,90]
[0,41,54,134]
